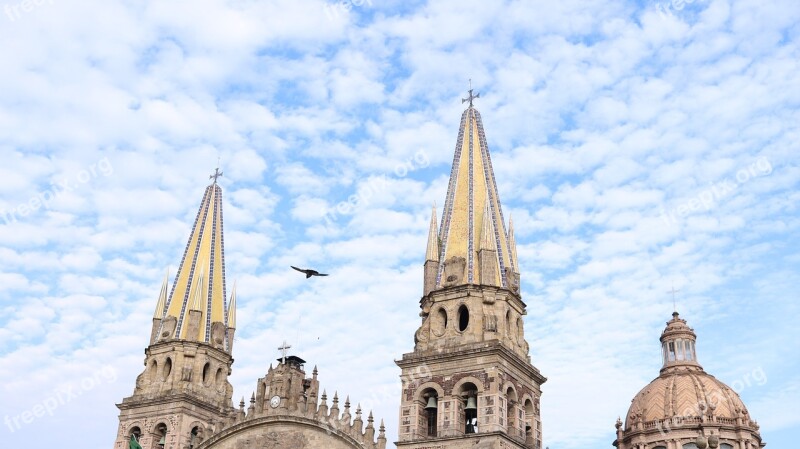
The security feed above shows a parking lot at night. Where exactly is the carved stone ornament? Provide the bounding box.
[211,322,226,348]
[160,316,177,339]
[443,256,466,286]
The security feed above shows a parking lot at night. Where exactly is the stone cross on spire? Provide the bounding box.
[667,284,680,312]
[210,167,223,184]
[278,340,292,364]
[462,79,480,107]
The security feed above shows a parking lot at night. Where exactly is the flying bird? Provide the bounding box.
[291,266,329,278]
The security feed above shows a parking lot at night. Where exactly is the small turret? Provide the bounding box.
[247,392,255,419]
[149,269,169,344]
[318,390,329,419]
[226,281,237,353]
[330,392,340,420]
[423,204,440,296]
[365,411,375,442]
[378,419,387,449]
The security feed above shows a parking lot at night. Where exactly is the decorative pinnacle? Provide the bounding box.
[461,79,480,107]
[368,411,374,423]
[250,392,255,403]
[154,268,170,318]
[239,397,245,408]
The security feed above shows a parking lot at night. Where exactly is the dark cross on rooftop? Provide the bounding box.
[278,340,292,364]
[210,167,223,184]
[462,79,480,107]
[667,284,680,312]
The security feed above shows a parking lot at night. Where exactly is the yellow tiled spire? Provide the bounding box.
[425,204,439,262]
[436,98,512,288]
[162,170,230,344]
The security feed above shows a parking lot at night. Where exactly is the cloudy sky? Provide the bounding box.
[0,0,798,448]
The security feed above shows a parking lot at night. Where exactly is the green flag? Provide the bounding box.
[129,435,143,449]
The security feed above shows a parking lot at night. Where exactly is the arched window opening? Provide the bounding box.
[189,426,202,449]
[505,310,511,336]
[154,423,167,449]
[524,399,535,446]
[676,339,685,360]
[505,387,519,438]
[720,444,733,449]
[459,382,479,434]
[162,358,172,380]
[129,427,142,446]
[682,443,699,449]
[433,307,448,336]
[149,360,158,381]
[516,317,523,341]
[653,446,667,449]
[215,367,224,385]
[458,305,469,332]
[202,363,210,384]
[421,388,438,438]
[668,341,676,361]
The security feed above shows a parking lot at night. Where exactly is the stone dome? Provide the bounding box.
[625,367,751,429]
[615,312,764,449]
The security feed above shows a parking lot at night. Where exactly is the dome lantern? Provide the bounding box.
[659,311,701,372]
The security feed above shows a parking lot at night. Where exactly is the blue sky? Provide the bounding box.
[0,0,798,448]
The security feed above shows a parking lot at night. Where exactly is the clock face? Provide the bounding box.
[270,395,281,408]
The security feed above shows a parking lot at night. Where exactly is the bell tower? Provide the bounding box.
[113,169,238,449]
[396,90,546,449]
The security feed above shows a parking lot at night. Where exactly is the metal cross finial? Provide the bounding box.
[278,340,292,364]
[210,167,223,184]
[667,283,680,312]
[462,78,480,107]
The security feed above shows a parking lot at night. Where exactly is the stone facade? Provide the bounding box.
[398,285,545,449]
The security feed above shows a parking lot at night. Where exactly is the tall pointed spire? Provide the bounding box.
[425,204,439,262]
[161,170,229,343]
[436,91,511,289]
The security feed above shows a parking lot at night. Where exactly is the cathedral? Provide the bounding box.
[113,93,765,449]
